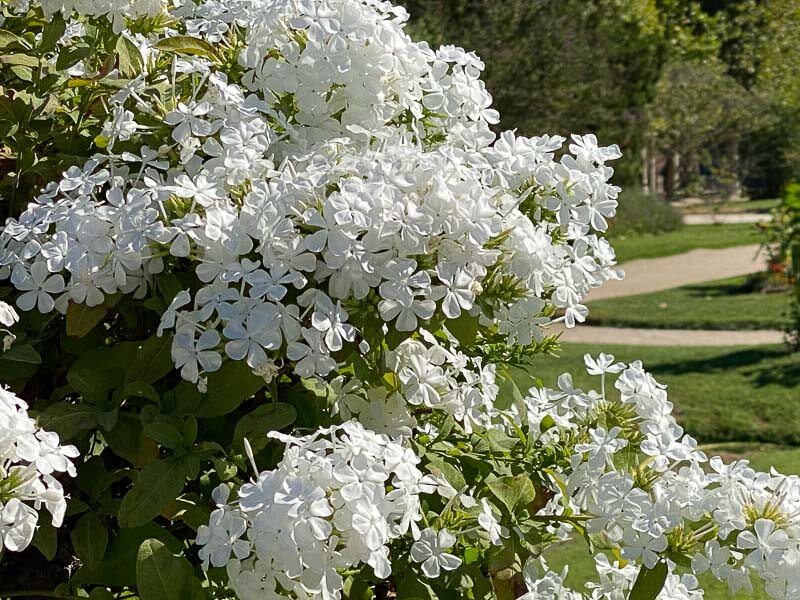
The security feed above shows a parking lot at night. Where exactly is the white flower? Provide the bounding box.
[0,302,19,327]
[172,329,222,382]
[738,519,790,569]
[164,101,217,144]
[10,262,65,313]
[286,328,337,377]
[410,528,462,578]
[431,264,475,319]
[0,387,78,553]
[477,499,506,545]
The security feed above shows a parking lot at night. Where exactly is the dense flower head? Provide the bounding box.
[196,420,439,599]
[0,0,622,390]
[1,0,797,599]
[0,383,78,554]
[511,355,800,600]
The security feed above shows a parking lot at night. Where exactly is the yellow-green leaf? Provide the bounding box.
[153,36,217,58]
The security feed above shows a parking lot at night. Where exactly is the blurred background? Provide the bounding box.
[405,3,800,595]
[406,0,800,200]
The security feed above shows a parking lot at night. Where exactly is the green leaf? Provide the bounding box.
[71,512,108,567]
[487,474,537,515]
[425,457,467,491]
[119,381,160,404]
[233,403,297,451]
[182,415,198,446]
[0,54,40,67]
[56,45,91,70]
[118,459,187,528]
[66,301,109,338]
[89,589,115,600]
[628,561,668,600]
[39,16,66,52]
[36,402,98,440]
[473,428,520,453]
[67,342,138,403]
[161,493,212,531]
[32,513,57,561]
[0,29,29,50]
[447,312,480,346]
[116,35,144,77]
[136,539,195,600]
[106,415,159,467]
[494,365,527,411]
[143,422,184,449]
[126,334,175,385]
[1,343,42,364]
[72,523,182,587]
[154,36,217,58]
[155,273,185,304]
[193,360,264,418]
[90,468,130,504]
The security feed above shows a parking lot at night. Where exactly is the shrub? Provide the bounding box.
[766,183,800,349]
[608,191,684,237]
[0,1,799,600]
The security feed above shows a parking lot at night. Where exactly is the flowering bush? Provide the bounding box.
[0,0,798,598]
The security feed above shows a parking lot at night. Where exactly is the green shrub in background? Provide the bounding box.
[607,191,683,237]
[766,183,800,349]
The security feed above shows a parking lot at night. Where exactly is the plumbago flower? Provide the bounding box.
[0,0,624,389]
[1,0,799,599]
[0,364,78,554]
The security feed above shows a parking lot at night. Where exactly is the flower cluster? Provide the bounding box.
[7,0,165,32]
[0,0,622,391]
[0,383,78,554]
[3,0,797,599]
[512,355,800,599]
[196,421,438,599]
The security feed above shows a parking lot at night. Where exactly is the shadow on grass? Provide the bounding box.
[683,277,762,298]
[647,347,800,388]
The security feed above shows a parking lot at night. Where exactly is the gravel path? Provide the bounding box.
[682,213,772,225]
[568,243,782,346]
[590,244,767,301]
[554,325,784,346]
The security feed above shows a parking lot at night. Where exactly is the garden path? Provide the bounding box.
[553,325,784,346]
[563,243,783,346]
[589,244,767,301]
[682,213,772,225]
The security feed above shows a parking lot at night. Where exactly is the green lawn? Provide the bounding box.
[527,343,800,444]
[680,198,780,215]
[532,342,799,600]
[610,223,764,262]
[587,276,791,331]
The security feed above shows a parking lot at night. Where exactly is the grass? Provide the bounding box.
[532,342,799,600]
[610,223,764,262]
[680,198,780,215]
[528,343,800,444]
[586,275,791,331]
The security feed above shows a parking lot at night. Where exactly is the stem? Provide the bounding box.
[269,378,279,402]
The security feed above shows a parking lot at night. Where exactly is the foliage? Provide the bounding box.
[607,191,683,237]
[0,1,799,600]
[765,184,800,349]
[406,0,800,197]
[404,0,710,187]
